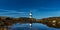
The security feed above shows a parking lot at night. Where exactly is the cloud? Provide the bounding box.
[0,9,26,14]
[0,9,27,17]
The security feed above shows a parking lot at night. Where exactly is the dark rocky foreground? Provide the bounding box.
[39,17,60,28]
[0,16,60,28]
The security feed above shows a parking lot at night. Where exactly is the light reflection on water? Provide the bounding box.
[8,23,60,30]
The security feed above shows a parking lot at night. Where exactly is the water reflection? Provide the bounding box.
[8,23,60,30]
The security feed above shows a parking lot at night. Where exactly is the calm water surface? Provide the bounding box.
[8,23,60,30]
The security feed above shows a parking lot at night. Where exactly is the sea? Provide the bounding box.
[8,23,60,30]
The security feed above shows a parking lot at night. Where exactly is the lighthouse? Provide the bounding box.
[29,11,32,18]
[29,11,32,28]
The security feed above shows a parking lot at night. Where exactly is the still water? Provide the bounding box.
[8,23,60,30]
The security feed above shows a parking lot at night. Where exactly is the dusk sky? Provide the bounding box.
[0,0,60,19]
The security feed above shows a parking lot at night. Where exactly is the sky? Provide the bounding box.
[0,0,60,19]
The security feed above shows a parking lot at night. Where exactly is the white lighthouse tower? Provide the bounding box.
[29,11,32,18]
[29,11,32,28]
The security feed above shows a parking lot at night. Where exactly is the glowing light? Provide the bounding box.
[30,23,32,26]
[52,20,56,23]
